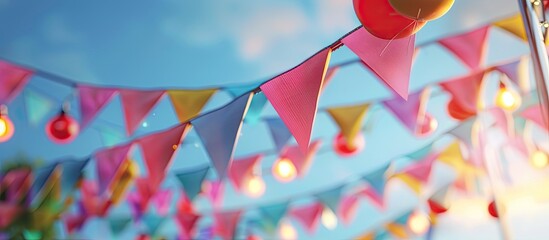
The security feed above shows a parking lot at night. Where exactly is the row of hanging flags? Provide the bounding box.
[1,13,548,239]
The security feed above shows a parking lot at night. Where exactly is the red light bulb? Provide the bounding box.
[428,199,448,214]
[447,98,475,121]
[333,132,365,157]
[488,200,499,218]
[46,111,79,144]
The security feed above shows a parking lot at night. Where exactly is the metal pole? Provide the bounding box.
[518,0,549,129]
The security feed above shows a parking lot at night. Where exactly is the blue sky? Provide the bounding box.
[0,0,540,239]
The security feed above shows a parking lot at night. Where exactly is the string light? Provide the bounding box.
[407,211,431,235]
[333,132,366,157]
[244,175,266,198]
[279,221,297,240]
[495,86,521,111]
[272,158,297,183]
[46,104,80,144]
[321,207,338,230]
[0,105,14,143]
[531,150,549,168]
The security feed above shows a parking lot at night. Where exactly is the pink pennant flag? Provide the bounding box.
[382,88,430,134]
[153,189,172,216]
[228,155,262,191]
[439,26,490,70]
[339,194,360,225]
[0,202,21,228]
[0,61,33,104]
[78,85,117,128]
[204,180,225,209]
[214,210,242,240]
[260,48,331,153]
[120,89,166,135]
[342,27,415,100]
[401,153,439,183]
[495,57,529,92]
[3,168,32,203]
[95,142,133,194]
[65,213,87,234]
[128,191,148,220]
[138,124,191,188]
[176,208,200,240]
[488,108,513,137]
[359,187,384,209]
[280,140,322,177]
[80,180,109,216]
[290,202,323,234]
[439,71,486,114]
[521,105,548,130]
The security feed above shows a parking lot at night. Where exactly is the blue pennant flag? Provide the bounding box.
[362,164,391,195]
[265,117,293,152]
[223,82,262,97]
[60,158,89,199]
[244,92,267,125]
[109,216,132,236]
[175,166,209,201]
[143,213,165,236]
[259,202,288,230]
[315,186,343,212]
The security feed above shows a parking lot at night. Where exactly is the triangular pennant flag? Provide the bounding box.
[175,166,209,202]
[228,155,262,191]
[78,85,117,128]
[97,125,125,147]
[258,202,289,230]
[392,173,423,195]
[214,210,242,240]
[342,28,415,99]
[60,158,89,199]
[0,202,21,228]
[143,213,165,236]
[449,117,477,147]
[327,103,370,147]
[406,143,434,161]
[224,82,262,97]
[139,123,191,188]
[176,208,200,240]
[290,202,323,234]
[153,189,173,216]
[24,89,54,126]
[168,89,217,123]
[495,57,530,92]
[204,180,224,209]
[192,93,253,179]
[119,89,165,135]
[340,194,360,225]
[32,166,62,208]
[440,71,486,114]
[493,14,527,41]
[23,230,42,240]
[383,88,431,134]
[0,61,33,104]
[244,92,267,125]
[64,213,87,235]
[400,153,439,183]
[3,169,32,202]
[127,192,146,220]
[260,48,332,153]
[109,216,132,236]
[521,105,548,130]
[95,143,133,194]
[31,164,57,201]
[362,164,390,197]
[265,117,293,152]
[439,26,490,70]
[280,140,322,177]
[315,186,343,213]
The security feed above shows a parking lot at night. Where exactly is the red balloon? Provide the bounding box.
[333,132,365,157]
[46,112,79,144]
[353,0,427,39]
[488,201,499,218]
[428,199,448,214]
[447,98,476,121]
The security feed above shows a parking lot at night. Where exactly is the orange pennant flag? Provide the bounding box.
[493,14,527,41]
[168,89,217,123]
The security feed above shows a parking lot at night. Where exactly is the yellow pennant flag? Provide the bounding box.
[392,173,422,195]
[355,232,375,240]
[327,103,370,147]
[494,14,527,41]
[438,141,464,169]
[385,223,408,239]
[168,89,217,122]
[110,159,139,204]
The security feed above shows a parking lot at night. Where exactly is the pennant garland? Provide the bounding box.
[119,89,165,135]
[439,26,490,70]
[0,61,33,104]
[168,89,217,123]
[78,85,118,128]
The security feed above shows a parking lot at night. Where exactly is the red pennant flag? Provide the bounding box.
[439,26,490,70]
[260,48,332,153]
[342,28,415,100]
[440,71,486,114]
[0,202,21,228]
[120,89,165,135]
[228,155,262,191]
[176,208,200,240]
[214,210,242,240]
[138,123,191,189]
[95,143,133,194]
[65,214,87,234]
[339,194,360,225]
[280,140,322,177]
[290,202,323,234]
[78,85,117,128]
[0,61,33,104]
[3,168,32,203]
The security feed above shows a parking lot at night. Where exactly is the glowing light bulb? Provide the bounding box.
[321,207,338,230]
[407,211,430,235]
[0,114,14,143]
[495,87,521,111]
[272,158,297,183]
[531,150,549,168]
[46,111,79,144]
[279,221,297,240]
[244,175,265,198]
